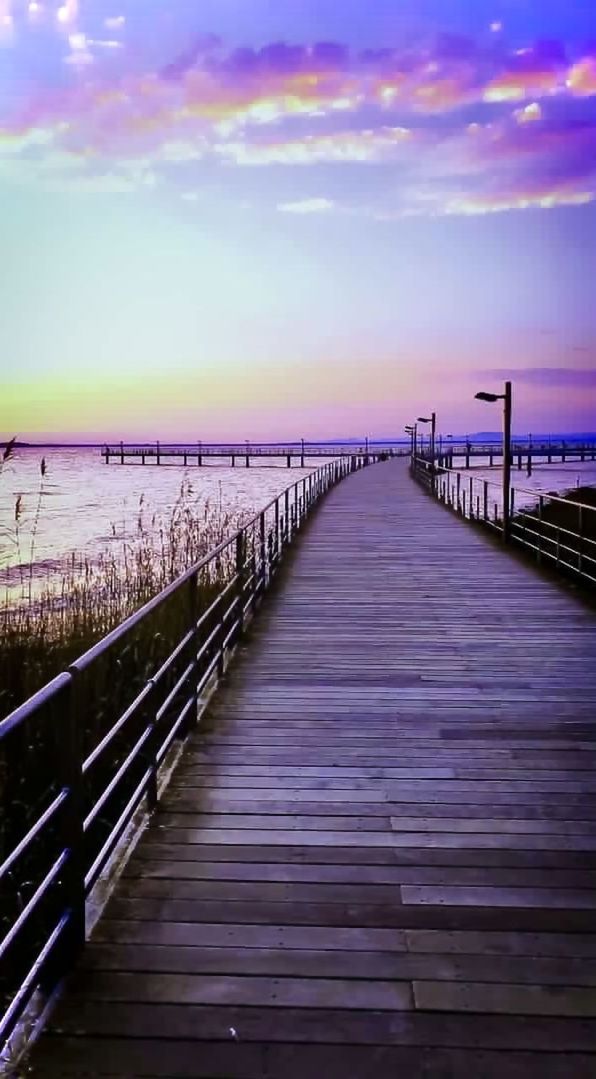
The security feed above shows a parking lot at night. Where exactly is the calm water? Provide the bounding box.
[0,447,319,591]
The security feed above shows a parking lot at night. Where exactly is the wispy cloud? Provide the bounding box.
[277,197,335,213]
[1,21,596,216]
[487,367,596,387]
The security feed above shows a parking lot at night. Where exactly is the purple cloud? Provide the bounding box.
[487,367,596,387]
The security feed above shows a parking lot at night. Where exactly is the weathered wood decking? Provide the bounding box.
[32,459,596,1077]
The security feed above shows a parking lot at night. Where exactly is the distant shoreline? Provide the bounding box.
[4,433,596,450]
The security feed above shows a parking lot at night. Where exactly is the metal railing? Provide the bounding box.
[101,442,409,464]
[411,456,596,588]
[0,457,363,1051]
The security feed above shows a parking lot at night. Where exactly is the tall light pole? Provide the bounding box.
[405,424,417,460]
[418,413,436,489]
[475,381,512,542]
[417,413,436,463]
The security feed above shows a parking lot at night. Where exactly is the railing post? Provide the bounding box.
[260,511,266,588]
[61,670,87,966]
[145,679,159,812]
[578,504,583,577]
[188,570,201,724]
[483,481,488,522]
[538,497,544,566]
[285,488,290,543]
[274,497,280,564]
[236,532,245,635]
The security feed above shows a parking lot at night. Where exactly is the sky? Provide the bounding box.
[1,0,596,441]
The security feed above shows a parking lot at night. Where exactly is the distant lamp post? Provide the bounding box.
[405,424,417,459]
[417,413,436,489]
[475,380,512,542]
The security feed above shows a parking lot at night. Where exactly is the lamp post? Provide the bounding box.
[475,381,512,542]
[418,414,436,460]
[417,413,436,489]
[405,424,417,460]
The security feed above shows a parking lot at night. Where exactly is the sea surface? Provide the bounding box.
[0,447,319,596]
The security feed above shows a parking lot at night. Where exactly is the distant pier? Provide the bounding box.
[101,441,405,468]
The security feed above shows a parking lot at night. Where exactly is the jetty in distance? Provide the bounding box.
[102,436,596,469]
[2,443,596,1078]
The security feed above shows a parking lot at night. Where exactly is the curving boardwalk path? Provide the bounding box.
[32,459,596,1077]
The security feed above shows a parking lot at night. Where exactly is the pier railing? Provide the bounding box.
[101,442,406,467]
[0,456,362,1052]
[411,456,596,588]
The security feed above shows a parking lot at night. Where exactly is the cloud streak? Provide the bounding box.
[487,367,596,387]
[1,21,596,217]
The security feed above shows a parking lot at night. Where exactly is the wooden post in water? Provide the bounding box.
[300,438,305,468]
[156,440,161,466]
[287,455,291,468]
[120,440,124,465]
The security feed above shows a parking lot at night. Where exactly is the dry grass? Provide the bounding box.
[0,466,241,718]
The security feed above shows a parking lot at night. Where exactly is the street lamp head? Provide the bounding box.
[475,391,501,403]
[417,416,432,423]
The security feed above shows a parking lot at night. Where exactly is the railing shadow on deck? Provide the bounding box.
[0,455,371,1062]
[411,455,596,590]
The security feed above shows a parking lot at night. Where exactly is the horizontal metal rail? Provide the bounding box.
[0,455,371,1052]
[410,455,596,589]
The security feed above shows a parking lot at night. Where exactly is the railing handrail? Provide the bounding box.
[412,455,596,513]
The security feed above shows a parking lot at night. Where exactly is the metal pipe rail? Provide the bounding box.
[0,456,366,1052]
[411,455,596,588]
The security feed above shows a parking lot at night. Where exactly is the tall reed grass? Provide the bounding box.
[0,457,241,718]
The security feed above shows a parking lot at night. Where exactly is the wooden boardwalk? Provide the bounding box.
[32,459,596,1077]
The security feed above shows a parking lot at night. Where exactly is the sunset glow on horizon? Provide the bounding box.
[1,0,595,440]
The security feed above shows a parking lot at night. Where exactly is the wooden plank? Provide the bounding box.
[104,897,596,932]
[43,1001,596,1051]
[82,944,596,986]
[413,981,596,1017]
[93,920,409,952]
[65,970,414,1010]
[31,1038,596,1078]
[123,859,596,889]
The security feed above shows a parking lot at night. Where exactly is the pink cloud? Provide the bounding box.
[2,29,596,219]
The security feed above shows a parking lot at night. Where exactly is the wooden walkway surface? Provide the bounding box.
[32,459,596,1077]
